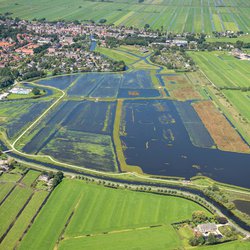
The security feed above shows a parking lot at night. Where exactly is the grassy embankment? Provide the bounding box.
[113,100,143,174]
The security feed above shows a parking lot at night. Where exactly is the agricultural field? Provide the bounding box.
[0,100,52,140]
[162,74,202,100]
[222,90,250,122]
[193,100,250,153]
[37,75,80,90]
[18,179,211,250]
[188,51,250,88]
[20,100,118,172]
[1,0,249,33]
[188,51,250,144]
[0,169,49,250]
[95,47,139,66]
[206,34,250,43]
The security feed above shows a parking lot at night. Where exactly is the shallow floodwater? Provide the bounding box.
[234,200,250,216]
[121,100,250,188]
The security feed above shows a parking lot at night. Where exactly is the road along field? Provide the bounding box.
[0,0,249,33]
[18,179,211,250]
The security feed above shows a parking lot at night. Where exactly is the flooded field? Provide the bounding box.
[0,100,52,139]
[120,100,250,188]
[38,75,79,90]
[2,72,250,187]
[21,100,118,172]
[65,71,159,98]
[233,200,250,216]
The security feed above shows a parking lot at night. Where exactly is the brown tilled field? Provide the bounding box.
[193,101,250,153]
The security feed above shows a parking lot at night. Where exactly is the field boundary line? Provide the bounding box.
[0,174,26,206]
[0,192,34,243]
[11,84,65,149]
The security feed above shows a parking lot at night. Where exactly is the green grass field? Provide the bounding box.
[0,186,33,237]
[188,51,250,137]
[1,0,249,33]
[0,170,50,250]
[206,34,250,43]
[21,170,40,187]
[18,179,211,250]
[96,47,139,65]
[222,90,250,122]
[0,182,15,202]
[59,225,180,250]
[189,51,250,88]
[0,190,48,250]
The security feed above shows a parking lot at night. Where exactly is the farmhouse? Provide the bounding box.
[0,160,10,172]
[197,223,219,236]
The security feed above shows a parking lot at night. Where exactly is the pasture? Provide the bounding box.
[222,90,250,122]
[18,179,211,250]
[188,51,250,88]
[95,47,139,66]
[0,170,49,250]
[1,0,249,33]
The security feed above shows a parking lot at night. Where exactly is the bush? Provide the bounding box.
[189,235,205,246]
[192,211,208,224]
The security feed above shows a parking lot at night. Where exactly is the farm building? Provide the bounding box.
[197,223,219,236]
[9,87,32,95]
[0,160,10,172]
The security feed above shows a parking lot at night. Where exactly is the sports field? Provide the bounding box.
[0,0,249,33]
[18,179,211,250]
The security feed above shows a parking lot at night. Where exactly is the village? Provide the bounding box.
[1,16,249,91]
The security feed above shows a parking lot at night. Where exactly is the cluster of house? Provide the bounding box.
[0,19,123,72]
[231,49,250,61]
[37,174,53,188]
[195,222,224,238]
[0,159,10,174]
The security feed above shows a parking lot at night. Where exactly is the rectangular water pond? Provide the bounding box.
[120,100,250,188]
[37,75,79,90]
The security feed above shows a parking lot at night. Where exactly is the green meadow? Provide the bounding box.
[1,0,249,33]
[0,170,49,250]
[18,179,211,250]
[189,51,250,88]
[222,90,250,122]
